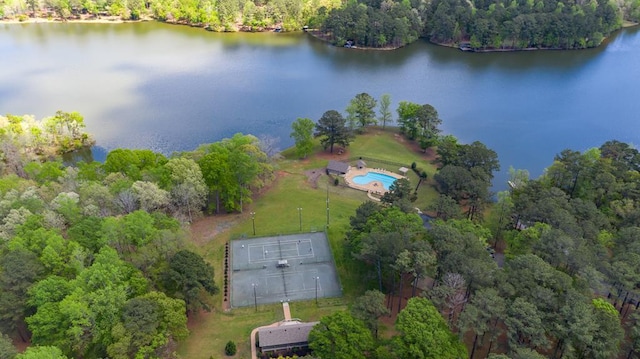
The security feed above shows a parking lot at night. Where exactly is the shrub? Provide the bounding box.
[334,178,339,186]
[225,340,237,356]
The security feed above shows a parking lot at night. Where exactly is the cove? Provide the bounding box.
[1,22,640,190]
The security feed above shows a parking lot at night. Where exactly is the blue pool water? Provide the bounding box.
[352,172,398,190]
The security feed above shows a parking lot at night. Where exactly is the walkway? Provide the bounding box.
[367,191,381,202]
[283,302,291,321]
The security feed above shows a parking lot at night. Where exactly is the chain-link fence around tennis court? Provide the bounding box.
[230,232,342,307]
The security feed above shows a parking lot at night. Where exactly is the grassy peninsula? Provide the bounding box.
[176,128,440,358]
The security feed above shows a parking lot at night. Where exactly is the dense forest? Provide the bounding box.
[329,134,640,357]
[0,0,339,31]
[291,93,640,358]
[0,113,275,358]
[424,0,631,49]
[2,0,640,49]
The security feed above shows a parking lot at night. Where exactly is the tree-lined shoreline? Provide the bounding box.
[3,0,639,51]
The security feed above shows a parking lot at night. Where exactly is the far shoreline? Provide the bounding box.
[4,14,638,53]
[430,20,640,53]
[0,14,140,24]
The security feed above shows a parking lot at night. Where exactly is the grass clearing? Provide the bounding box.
[177,128,438,359]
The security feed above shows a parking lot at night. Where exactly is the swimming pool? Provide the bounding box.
[352,172,398,190]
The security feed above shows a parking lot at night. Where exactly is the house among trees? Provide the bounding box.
[326,160,350,175]
[258,322,319,354]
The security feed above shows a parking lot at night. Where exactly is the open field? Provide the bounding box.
[177,128,439,358]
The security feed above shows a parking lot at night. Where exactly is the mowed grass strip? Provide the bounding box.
[177,129,439,359]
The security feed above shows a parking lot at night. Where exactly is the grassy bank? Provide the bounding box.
[177,128,438,358]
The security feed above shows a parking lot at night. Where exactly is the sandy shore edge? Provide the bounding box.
[0,15,149,24]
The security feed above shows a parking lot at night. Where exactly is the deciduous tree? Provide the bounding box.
[131,181,170,212]
[290,117,315,159]
[346,93,377,131]
[165,158,207,221]
[308,311,374,359]
[392,297,467,359]
[162,250,218,314]
[397,101,422,140]
[378,94,393,129]
[16,346,67,359]
[107,292,188,358]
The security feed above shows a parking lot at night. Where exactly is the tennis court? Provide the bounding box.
[231,232,342,308]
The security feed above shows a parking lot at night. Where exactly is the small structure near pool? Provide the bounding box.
[326,160,350,175]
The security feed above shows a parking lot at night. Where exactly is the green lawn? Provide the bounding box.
[177,128,439,359]
[346,128,439,209]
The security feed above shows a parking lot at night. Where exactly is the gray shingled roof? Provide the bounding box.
[258,322,319,349]
[327,160,350,174]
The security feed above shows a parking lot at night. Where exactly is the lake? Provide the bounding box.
[1,22,640,190]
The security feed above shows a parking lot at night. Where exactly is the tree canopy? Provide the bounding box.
[314,110,353,153]
[290,117,315,159]
[393,297,467,359]
[308,311,374,359]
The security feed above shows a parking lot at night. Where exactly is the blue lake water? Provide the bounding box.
[1,22,640,190]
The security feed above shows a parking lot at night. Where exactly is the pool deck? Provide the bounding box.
[344,167,405,196]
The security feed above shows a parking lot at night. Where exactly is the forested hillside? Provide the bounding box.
[0,113,274,358]
[321,0,639,49]
[2,0,639,49]
[339,136,640,357]
[424,0,632,49]
[434,140,640,357]
[0,0,340,31]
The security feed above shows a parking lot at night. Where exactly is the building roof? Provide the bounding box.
[258,322,319,349]
[357,160,366,168]
[327,160,350,174]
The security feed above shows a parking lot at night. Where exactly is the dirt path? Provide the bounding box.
[189,213,243,246]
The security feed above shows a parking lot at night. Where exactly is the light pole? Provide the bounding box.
[297,207,302,232]
[252,283,257,312]
[250,212,256,235]
[326,182,330,226]
[315,276,320,305]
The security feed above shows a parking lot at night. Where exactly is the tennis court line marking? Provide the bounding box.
[247,240,315,263]
[259,270,322,295]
